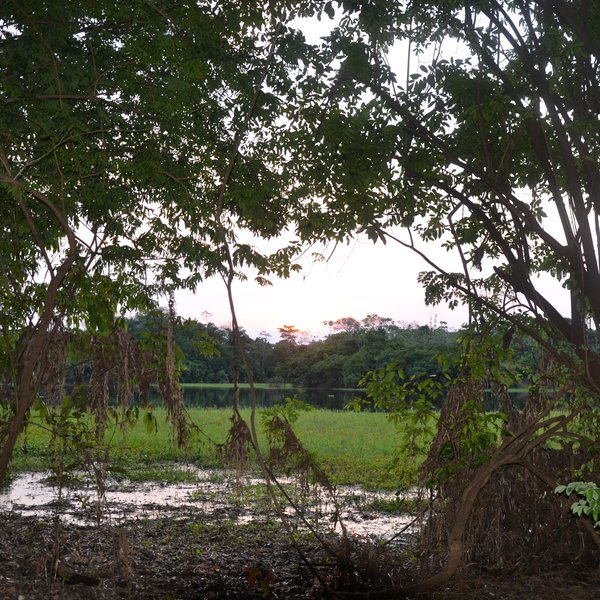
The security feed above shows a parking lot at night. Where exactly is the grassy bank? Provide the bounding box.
[11,407,401,490]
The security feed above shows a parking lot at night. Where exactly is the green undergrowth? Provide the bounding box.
[11,407,400,490]
[12,402,574,492]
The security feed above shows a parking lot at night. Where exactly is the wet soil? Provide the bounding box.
[0,470,598,599]
[0,469,415,599]
[0,511,328,599]
[0,469,415,539]
[0,510,599,599]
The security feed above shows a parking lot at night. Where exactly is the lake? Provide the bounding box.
[149,386,365,410]
[148,385,526,411]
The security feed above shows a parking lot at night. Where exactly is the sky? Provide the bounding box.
[170,16,472,340]
[172,232,573,341]
[173,233,471,340]
[171,13,572,342]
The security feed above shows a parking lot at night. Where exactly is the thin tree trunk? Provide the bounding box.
[0,254,77,483]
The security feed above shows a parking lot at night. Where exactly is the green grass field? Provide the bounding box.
[11,407,402,490]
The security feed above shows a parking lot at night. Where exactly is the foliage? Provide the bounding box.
[260,396,327,488]
[4,0,600,592]
[267,1,600,585]
[356,361,443,486]
[556,482,600,528]
[431,397,506,484]
[260,396,313,428]
[14,406,400,489]
[0,0,320,481]
[284,0,600,396]
[281,322,459,389]
[28,392,113,519]
[125,312,465,390]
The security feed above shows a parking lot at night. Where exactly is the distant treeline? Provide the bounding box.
[126,313,535,389]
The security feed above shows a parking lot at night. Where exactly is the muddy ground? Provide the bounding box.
[0,511,328,599]
[0,510,598,599]
[0,468,598,599]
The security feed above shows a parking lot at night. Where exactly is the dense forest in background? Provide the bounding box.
[126,312,538,390]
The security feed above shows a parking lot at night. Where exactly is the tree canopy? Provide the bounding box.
[124,313,460,389]
[282,0,600,395]
[0,0,315,481]
[273,0,600,589]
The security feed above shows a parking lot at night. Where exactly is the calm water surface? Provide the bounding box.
[151,386,366,410]
[0,468,414,543]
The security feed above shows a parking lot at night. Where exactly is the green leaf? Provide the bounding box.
[143,411,158,435]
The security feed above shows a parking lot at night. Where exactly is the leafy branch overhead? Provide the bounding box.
[0,0,317,482]
[283,0,600,393]
[1,1,317,328]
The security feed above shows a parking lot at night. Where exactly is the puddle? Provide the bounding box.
[0,468,416,543]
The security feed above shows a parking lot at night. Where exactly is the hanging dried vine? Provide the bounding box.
[159,295,189,450]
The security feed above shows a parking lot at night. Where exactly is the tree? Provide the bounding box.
[0,0,315,483]
[324,316,361,332]
[361,314,397,333]
[277,324,302,345]
[289,0,600,387]
[277,0,600,589]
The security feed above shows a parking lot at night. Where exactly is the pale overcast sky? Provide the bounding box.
[171,15,571,341]
[173,234,471,339]
[172,226,571,341]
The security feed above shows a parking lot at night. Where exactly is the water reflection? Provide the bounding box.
[150,387,365,410]
[0,469,414,543]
